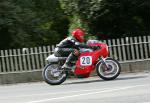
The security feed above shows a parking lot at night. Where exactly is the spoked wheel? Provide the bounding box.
[42,64,68,85]
[96,58,121,80]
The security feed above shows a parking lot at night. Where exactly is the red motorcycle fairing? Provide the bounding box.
[74,43,109,77]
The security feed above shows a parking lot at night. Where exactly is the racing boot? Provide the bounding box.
[61,53,77,72]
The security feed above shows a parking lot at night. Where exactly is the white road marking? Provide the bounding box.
[0,88,110,99]
[142,102,150,103]
[27,84,150,103]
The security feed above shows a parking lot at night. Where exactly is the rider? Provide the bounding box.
[54,28,97,72]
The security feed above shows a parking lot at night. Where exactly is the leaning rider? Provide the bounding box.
[54,28,97,72]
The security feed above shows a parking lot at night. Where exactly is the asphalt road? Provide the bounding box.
[0,72,150,103]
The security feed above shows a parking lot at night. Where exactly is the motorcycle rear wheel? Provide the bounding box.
[42,63,68,85]
[96,58,121,80]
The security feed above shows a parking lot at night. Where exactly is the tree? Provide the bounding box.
[0,0,69,49]
[59,0,150,39]
[32,0,70,44]
[59,0,90,37]
[0,0,32,49]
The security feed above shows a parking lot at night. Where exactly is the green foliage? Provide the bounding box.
[89,0,148,38]
[0,0,32,49]
[59,0,150,39]
[60,0,91,38]
[0,0,69,49]
[1,0,150,49]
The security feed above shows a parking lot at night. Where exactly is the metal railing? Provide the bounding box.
[0,36,150,73]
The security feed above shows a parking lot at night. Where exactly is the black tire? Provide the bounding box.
[42,64,68,85]
[96,58,121,80]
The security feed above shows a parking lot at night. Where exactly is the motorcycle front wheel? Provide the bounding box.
[96,58,121,80]
[42,63,68,85]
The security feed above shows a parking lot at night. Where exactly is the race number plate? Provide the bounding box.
[80,56,92,66]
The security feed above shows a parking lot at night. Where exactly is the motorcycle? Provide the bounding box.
[42,40,121,85]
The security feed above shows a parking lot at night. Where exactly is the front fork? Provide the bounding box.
[99,57,109,71]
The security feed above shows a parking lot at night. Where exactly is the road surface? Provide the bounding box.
[0,72,150,103]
